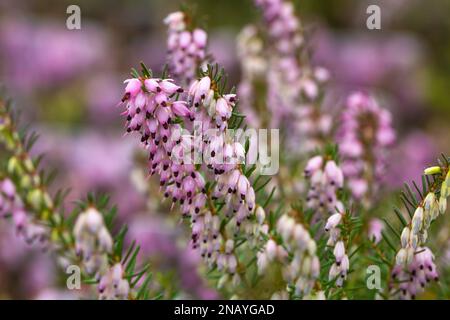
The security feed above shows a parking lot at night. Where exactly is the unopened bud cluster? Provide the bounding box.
[391,247,438,299]
[0,178,49,248]
[257,215,320,298]
[165,11,208,84]
[278,215,320,297]
[236,25,267,129]
[324,206,349,287]
[368,218,384,244]
[252,0,330,155]
[337,92,395,204]
[391,168,449,299]
[74,207,113,275]
[304,155,344,220]
[98,263,130,300]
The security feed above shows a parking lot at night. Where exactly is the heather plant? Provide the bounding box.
[0,97,157,299]
[0,0,449,301]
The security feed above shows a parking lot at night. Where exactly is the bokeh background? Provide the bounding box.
[0,0,449,298]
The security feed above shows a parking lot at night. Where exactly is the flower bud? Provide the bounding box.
[400,227,410,248]
[266,239,277,261]
[325,212,342,232]
[423,166,441,175]
[411,207,424,234]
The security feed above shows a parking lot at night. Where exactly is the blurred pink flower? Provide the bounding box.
[0,18,109,91]
[386,131,437,189]
[128,215,218,299]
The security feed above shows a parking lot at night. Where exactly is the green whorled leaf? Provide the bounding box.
[381,231,397,253]
[104,206,118,229]
[404,183,419,207]
[125,245,141,275]
[83,277,98,285]
[244,164,257,178]
[421,175,428,198]
[412,181,424,200]
[24,131,40,152]
[113,225,128,259]
[130,68,139,79]
[243,135,250,154]
[65,207,80,227]
[261,186,276,208]
[129,264,150,288]
[140,61,152,78]
[122,239,137,266]
[42,168,58,187]
[393,207,408,227]
[254,176,271,193]
[382,218,401,239]
[400,193,415,218]
[54,188,72,209]
[136,272,153,300]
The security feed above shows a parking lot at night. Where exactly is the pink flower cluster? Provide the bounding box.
[121,72,257,279]
[247,0,332,155]
[73,207,113,275]
[121,76,199,207]
[254,0,303,58]
[165,12,208,85]
[338,92,395,203]
[0,179,49,248]
[255,0,304,127]
[368,218,384,244]
[293,101,332,154]
[304,155,344,220]
[187,77,257,229]
[98,263,130,300]
[391,247,438,299]
[277,215,320,297]
[73,207,134,299]
[324,206,350,287]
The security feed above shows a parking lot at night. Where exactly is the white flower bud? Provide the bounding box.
[266,239,278,261]
[227,255,238,274]
[255,206,265,224]
[98,227,113,253]
[396,248,407,266]
[340,254,350,274]
[423,166,441,175]
[85,208,104,234]
[232,273,241,288]
[441,181,449,198]
[411,207,424,234]
[400,227,410,248]
[304,156,323,177]
[325,212,342,231]
[406,247,415,265]
[328,263,339,280]
[333,241,345,263]
[277,245,288,262]
[409,233,419,249]
[311,256,320,278]
[217,274,229,289]
[424,192,436,212]
[257,252,268,274]
[307,239,317,255]
[225,239,234,254]
[439,197,447,214]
